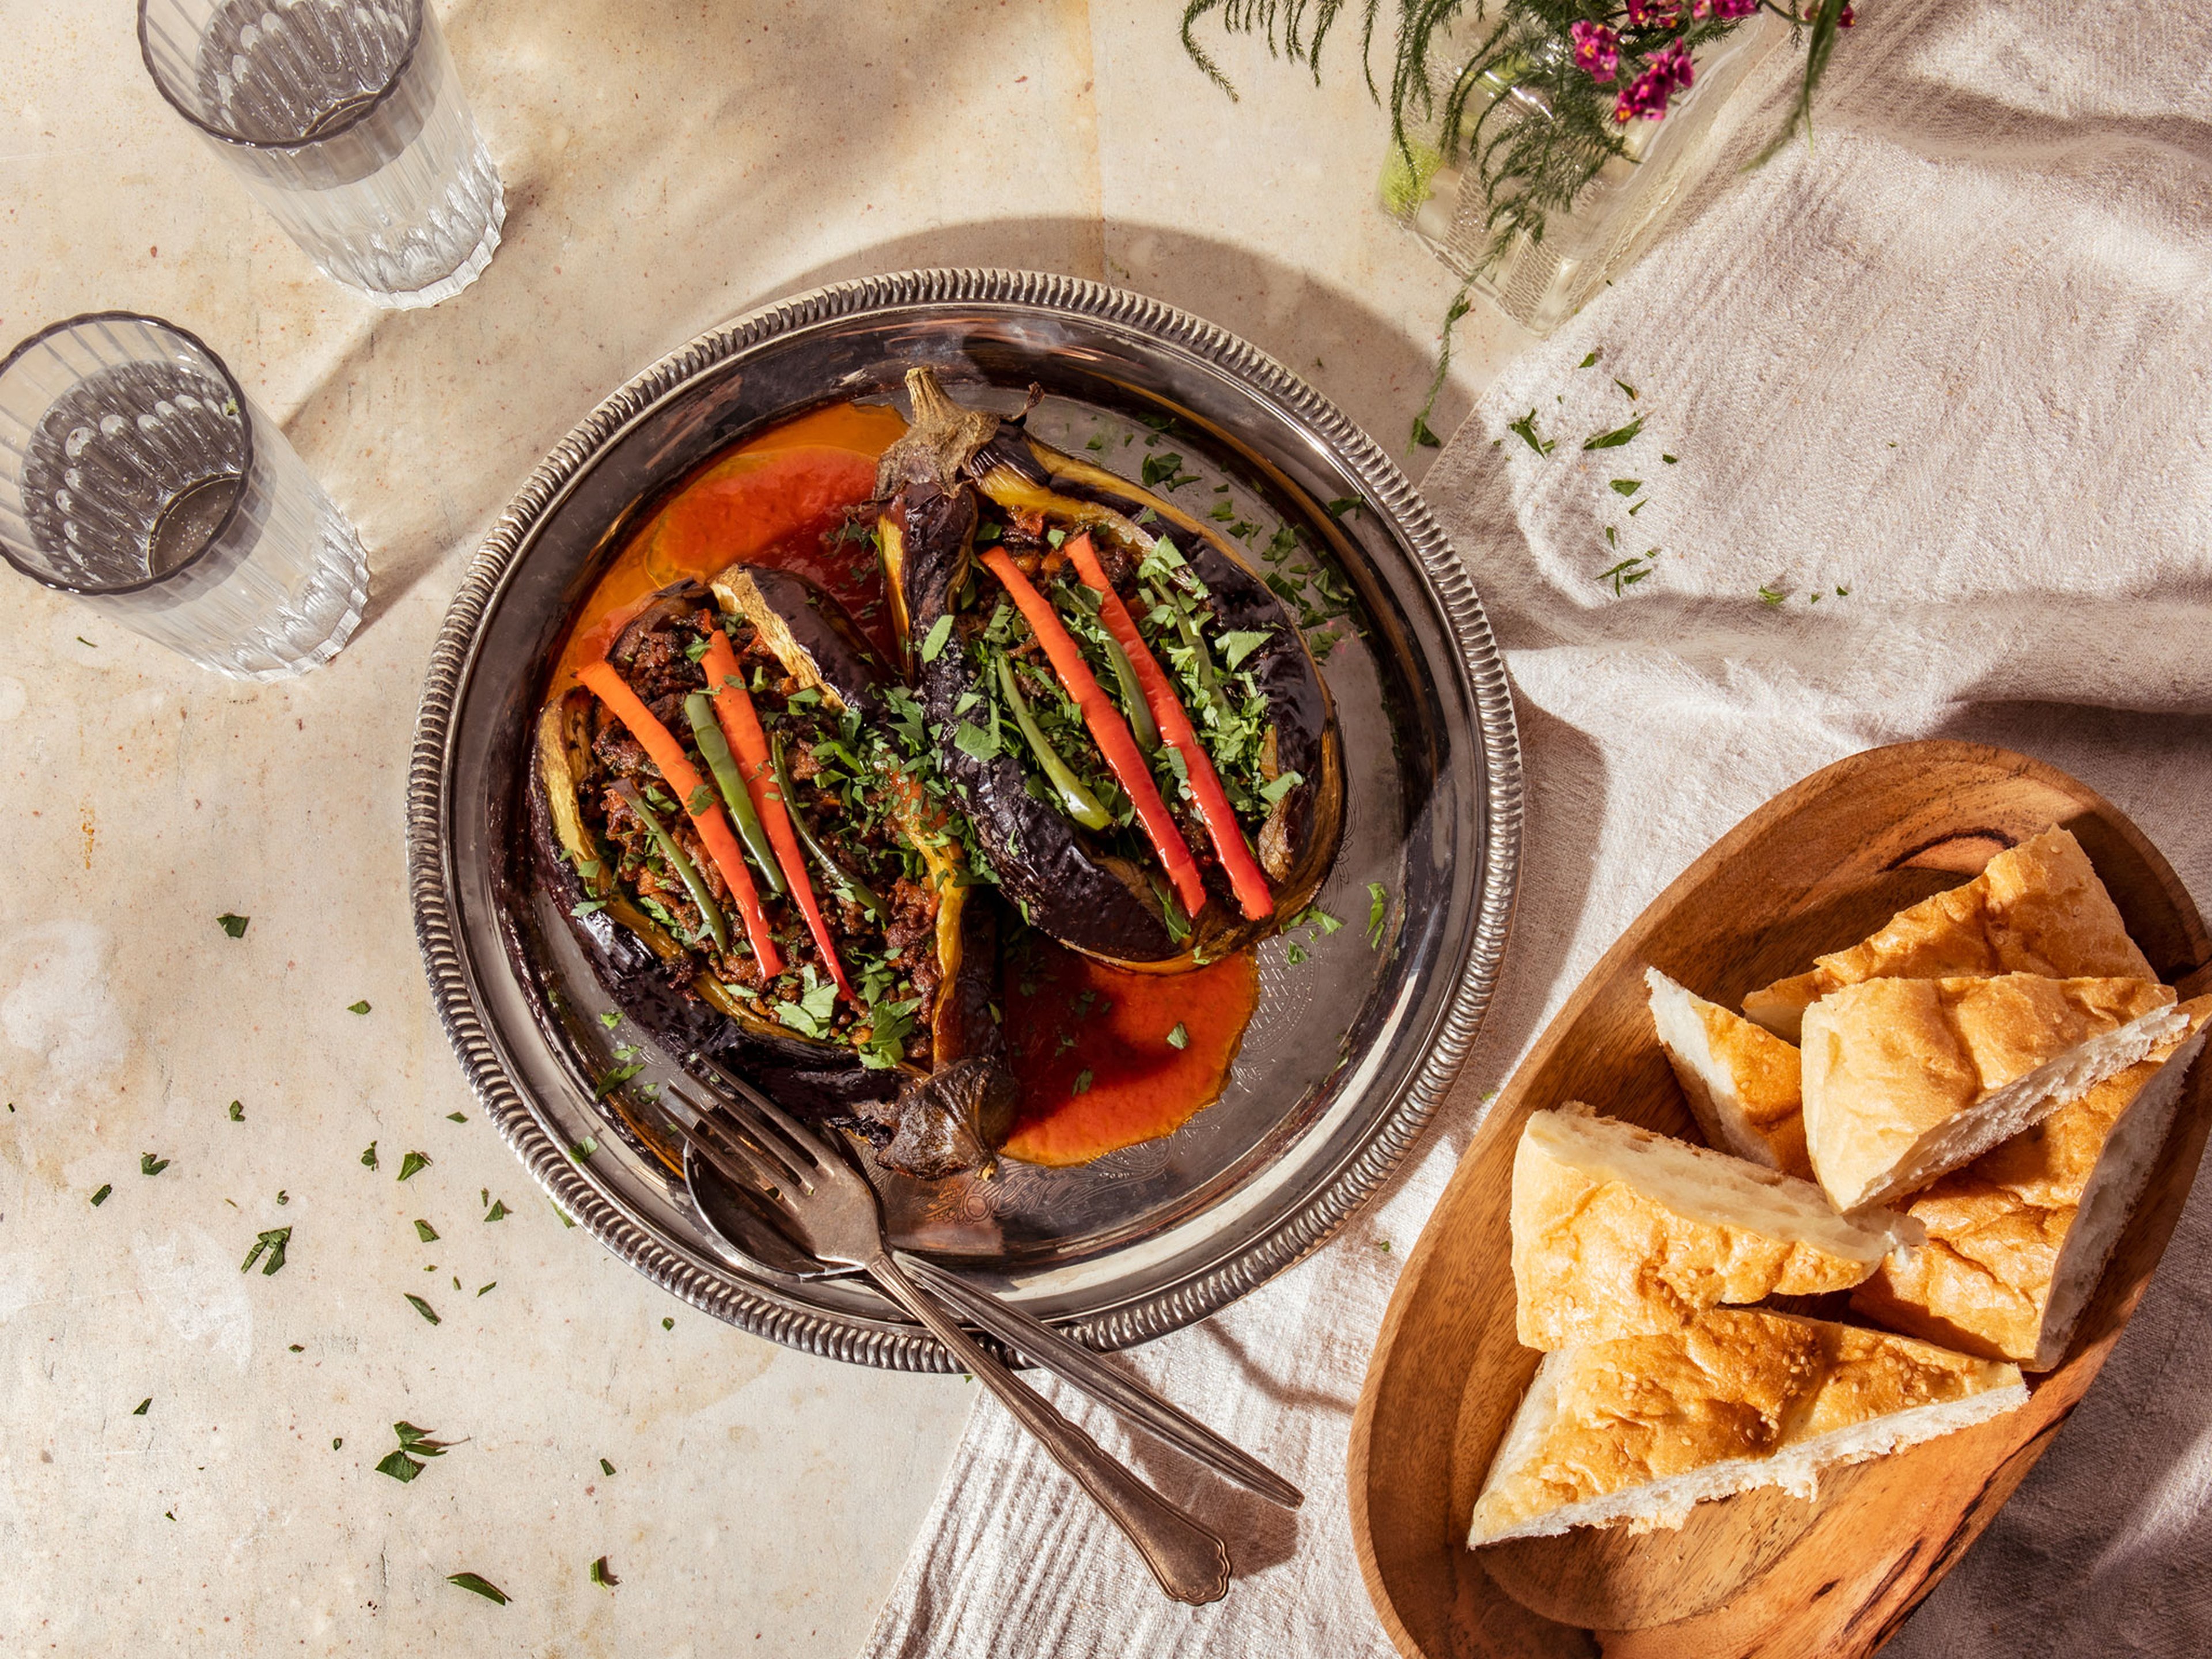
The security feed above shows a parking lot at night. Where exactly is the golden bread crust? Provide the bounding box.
[1741,828,2154,1039]
[1853,997,2211,1362]
[1801,974,2178,1210]
[1511,1110,1891,1349]
[1471,1310,2021,1537]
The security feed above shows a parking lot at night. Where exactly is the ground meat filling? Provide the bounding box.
[579,599,941,1069]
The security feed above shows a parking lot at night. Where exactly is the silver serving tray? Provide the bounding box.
[406,270,1521,1370]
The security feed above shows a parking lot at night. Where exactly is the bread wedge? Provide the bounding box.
[1801,974,2183,1212]
[1647,968,1813,1179]
[1742,827,2154,1041]
[1852,995,2210,1369]
[1512,1105,1918,1350]
[1468,1309,2026,1546]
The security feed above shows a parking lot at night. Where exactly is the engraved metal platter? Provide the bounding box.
[407,270,1521,1370]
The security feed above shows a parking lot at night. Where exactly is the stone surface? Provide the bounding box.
[0,2,1524,1653]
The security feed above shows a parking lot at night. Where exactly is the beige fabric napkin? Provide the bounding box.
[861,1,2212,1652]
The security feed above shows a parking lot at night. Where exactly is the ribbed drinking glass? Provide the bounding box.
[0,313,369,680]
[138,0,503,308]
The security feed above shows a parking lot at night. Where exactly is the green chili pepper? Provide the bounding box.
[769,736,889,922]
[683,692,785,897]
[1097,630,1160,755]
[994,653,1112,832]
[611,779,729,953]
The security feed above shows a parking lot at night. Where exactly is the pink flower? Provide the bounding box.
[1693,0,1759,18]
[1570,20,1620,81]
[1801,1,1856,20]
[1613,39,1696,123]
[1625,1,1680,26]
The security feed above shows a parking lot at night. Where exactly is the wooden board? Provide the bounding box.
[1347,740,2212,1659]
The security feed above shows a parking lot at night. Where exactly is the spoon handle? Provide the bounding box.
[863,1253,1232,1606]
[899,1253,1301,1509]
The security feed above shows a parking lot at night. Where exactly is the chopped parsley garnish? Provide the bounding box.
[600,1457,616,1476]
[1166,1022,1190,1050]
[1325,497,1363,518]
[594,1060,644,1100]
[1217,629,1271,669]
[1258,770,1304,805]
[1577,351,1598,368]
[661,1317,674,1331]
[919,613,955,663]
[228,1101,244,1121]
[1506,410,1555,456]
[275,1190,289,1206]
[599,1010,622,1029]
[414,1219,438,1243]
[590,1556,619,1588]
[90,1184,112,1207]
[569,1137,599,1162]
[1757,583,1788,608]
[377,1419,454,1482]
[216,914,249,938]
[484,1199,509,1222]
[1608,479,1641,497]
[1073,1069,1093,1095]
[477,1282,495,1296]
[1612,377,1638,401]
[241,1226,290,1275]
[406,1293,441,1325]
[397,1150,430,1181]
[347,1000,372,1016]
[132,1397,151,1415]
[684,783,715,816]
[1583,416,1645,450]
[1368,881,1389,949]
[360,1141,378,1169]
[446,1111,467,1123]
[446,1572,508,1605]
[140,1152,170,1176]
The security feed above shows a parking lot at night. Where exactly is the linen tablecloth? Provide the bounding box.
[860,1,2212,1653]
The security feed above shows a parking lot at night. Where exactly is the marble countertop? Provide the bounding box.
[0,3,1529,1652]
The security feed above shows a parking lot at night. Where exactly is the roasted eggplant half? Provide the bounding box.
[873,368,1345,969]
[531,574,1015,1179]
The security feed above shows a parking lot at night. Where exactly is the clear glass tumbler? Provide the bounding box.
[0,313,369,680]
[138,0,504,308]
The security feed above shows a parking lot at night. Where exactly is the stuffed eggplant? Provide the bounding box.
[874,368,1344,969]
[530,571,1016,1179]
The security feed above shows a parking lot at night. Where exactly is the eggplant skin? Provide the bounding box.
[878,368,1345,968]
[884,483,1184,963]
[528,578,1020,1177]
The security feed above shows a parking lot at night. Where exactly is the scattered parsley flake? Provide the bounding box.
[241,1226,290,1275]
[1166,1022,1190,1050]
[347,1000,371,1016]
[132,1397,151,1415]
[216,913,249,938]
[571,899,608,918]
[600,1457,616,1476]
[590,1556,619,1588]
[1073,1070,1093,1095]
[1325,497,1363,518]
[406,1293,441,1325]
[333,1438,342,1450]
[599,1010,622,1029]
[661,1317,673,1331]
[414,1219,439,1243]
[1583,415,1645,450]
[289,1343,303,1351]
[397,1150,430,1182]
[446,1111,467,1123]
[360,1141,378,1170]
[1661,453,1679,464]
[569,1137,599,1162]
[228,1101,244,1122]
[275,1190,289,1206]
[1284,939,1309,965]
[140,1152,170,1176]
[1836,585,1851,597]
[377,1448,425,1483]
[1758,583,1789,608]
[77,636,97,648]
[478,1282,495,1296]
[1608,479,1642,497]
[1506,410,1555,456]
[1577,351,1598,368]
[1612,377,1638,401]
[1367,882,1389,949]
[446,1572,509,1605]
[90,1184,112,1207]
[484,1199,509,1222]
[1410,413,1441,449]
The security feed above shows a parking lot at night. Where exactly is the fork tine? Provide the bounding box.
[689,1052,835,1167]
[668,1080,815,1192]
[665,1089,809,1206]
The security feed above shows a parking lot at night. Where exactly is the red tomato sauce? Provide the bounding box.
[999,937,1260,1168]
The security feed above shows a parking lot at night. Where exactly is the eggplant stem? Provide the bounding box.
[995,652,1113,832]
[611,779,730,953]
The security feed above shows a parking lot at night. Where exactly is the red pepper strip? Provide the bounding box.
[978,549,1209,921]
[1064,533,1277,921]
[576,658,784,977]
[698,631,853,1000]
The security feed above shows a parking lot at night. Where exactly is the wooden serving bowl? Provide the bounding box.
[1347,740,2212,1658]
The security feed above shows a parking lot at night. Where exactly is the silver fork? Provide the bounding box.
[661,1070,1237,1605]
